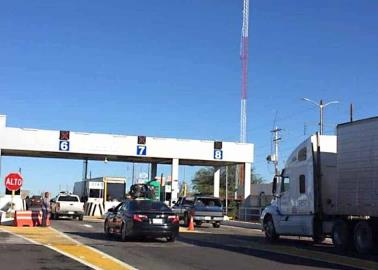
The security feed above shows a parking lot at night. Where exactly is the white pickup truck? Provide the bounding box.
[50,193,85,221]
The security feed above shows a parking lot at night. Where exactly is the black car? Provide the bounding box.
[104,199,179,242]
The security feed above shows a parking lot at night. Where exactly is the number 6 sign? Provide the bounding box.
[59,141,70,151]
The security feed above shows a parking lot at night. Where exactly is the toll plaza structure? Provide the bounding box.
[0,115,254,202]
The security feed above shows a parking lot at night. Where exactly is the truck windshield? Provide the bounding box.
[58,196,79,202]
[130,200,171,212]
[195,198,222,207]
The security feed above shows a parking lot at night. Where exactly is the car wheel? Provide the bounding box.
[121,222,129,242]
[79,215,84,221]
[353,221,374,254]
[104,220,111,238]
[167,235,176,242]
[212,222,220,228]
[195,221,202,227]
[332,219,352,252]
[312,235,326,244]
[264,215,279,242]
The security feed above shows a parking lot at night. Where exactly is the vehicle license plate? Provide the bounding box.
[68,211,74,214]
[205,216,211,220]
[153,218,163,224]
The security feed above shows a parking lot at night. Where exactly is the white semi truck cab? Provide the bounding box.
[261,117,378,254]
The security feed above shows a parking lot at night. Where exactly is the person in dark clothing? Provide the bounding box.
[25,196,31,210]
[41,192,50,227]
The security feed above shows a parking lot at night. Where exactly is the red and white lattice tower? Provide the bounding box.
[240,0,249,143]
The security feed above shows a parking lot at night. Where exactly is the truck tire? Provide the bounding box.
[332,220,351,252]
[79,215,84,221]
[353,221,374,254]
[264,215,279,242]
[184,213,190,227]
[212,222,220,228]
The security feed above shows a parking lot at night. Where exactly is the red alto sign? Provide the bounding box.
[4,173,23,191]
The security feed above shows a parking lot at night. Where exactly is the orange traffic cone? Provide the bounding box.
[188,215,195,231]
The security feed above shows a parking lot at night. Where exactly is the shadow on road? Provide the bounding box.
[65,231,169,243]
[178,232,378,270]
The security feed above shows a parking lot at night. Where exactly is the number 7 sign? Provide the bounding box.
[136,145,147,156]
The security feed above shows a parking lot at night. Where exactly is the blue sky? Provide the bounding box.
[1,1,378,195]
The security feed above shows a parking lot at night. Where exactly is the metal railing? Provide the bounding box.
[238,206,263,222]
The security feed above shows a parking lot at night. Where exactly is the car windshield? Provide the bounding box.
[130,200,171,212]
[58,196,79,202]
[195,198,222,207]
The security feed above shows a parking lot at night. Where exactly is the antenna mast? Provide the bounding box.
[240,0,249,143]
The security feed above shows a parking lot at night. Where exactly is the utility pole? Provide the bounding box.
[271,127,282,176]
[350,103,354,122]
[302,98,339,135]
[225,166,229,216]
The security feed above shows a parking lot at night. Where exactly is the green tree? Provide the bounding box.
[191,166,265,197]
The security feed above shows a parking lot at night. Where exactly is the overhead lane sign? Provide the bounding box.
[59,130,70,151]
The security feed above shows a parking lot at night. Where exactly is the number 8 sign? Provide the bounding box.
[214,149,223,160]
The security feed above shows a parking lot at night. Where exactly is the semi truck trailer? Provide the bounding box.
[261,117,378,254]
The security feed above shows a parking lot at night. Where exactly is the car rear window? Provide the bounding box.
[195,198,222,207]
[130,200,170,212]
[58,196,79,202]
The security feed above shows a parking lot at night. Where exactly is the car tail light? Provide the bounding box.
[133,214,148,222]
[168,215,179,224]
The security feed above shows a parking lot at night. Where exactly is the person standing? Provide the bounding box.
[41,192,50,227]
[25,196,31,210]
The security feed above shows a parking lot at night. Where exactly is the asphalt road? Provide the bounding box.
[49,219,378,270]
[0,230,90,270]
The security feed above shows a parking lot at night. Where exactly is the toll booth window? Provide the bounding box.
[299,175,306,194]
[281,176,290,193]
[107,183,125,201]
[89,189,102,198]
[298,147,307,161]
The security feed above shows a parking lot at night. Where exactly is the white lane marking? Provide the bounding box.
[83,224,93,228]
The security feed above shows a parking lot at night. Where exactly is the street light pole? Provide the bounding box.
[319,99,324,135]
[302,98,339,135]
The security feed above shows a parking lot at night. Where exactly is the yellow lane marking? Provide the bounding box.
[84,217,104,223]
[0,226,136,270]
[179,227,210,234]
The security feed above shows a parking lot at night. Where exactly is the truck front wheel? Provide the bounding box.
[353,221,374,254]
[264,216,279,242]
[332,220,351,252]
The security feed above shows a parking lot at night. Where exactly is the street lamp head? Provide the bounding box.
[302,97,319,107]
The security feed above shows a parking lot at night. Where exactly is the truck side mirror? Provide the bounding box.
[272,177,277,194]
